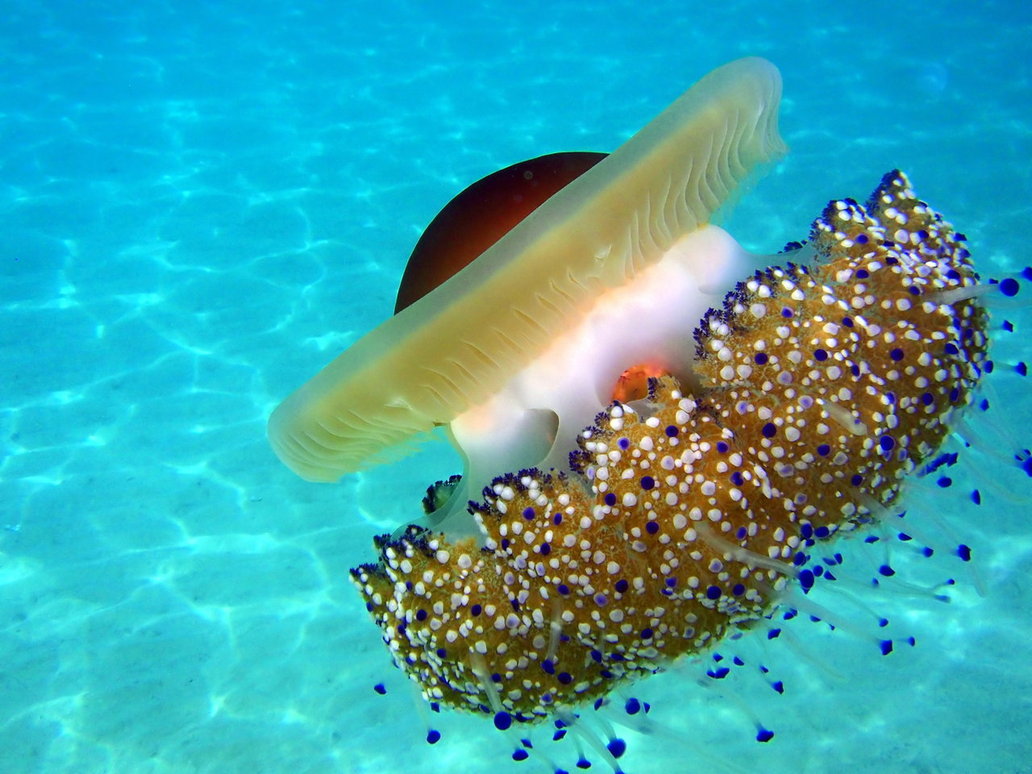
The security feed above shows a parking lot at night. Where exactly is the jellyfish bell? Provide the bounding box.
[268,57,789,532]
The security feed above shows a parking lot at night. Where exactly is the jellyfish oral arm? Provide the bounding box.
[353,170,993,734]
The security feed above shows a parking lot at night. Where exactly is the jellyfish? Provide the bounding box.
[268,57,1023,771]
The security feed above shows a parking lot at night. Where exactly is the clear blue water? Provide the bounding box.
[2,1,1030,772]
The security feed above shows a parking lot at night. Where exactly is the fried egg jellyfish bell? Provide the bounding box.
[268,57,791,530]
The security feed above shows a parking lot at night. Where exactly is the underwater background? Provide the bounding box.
[2,1,1030,772]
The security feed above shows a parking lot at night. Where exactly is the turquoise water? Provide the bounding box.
[2,2,1031,773]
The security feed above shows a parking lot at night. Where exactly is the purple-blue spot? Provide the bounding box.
[607,738,627,759]
[799,569,815,591]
